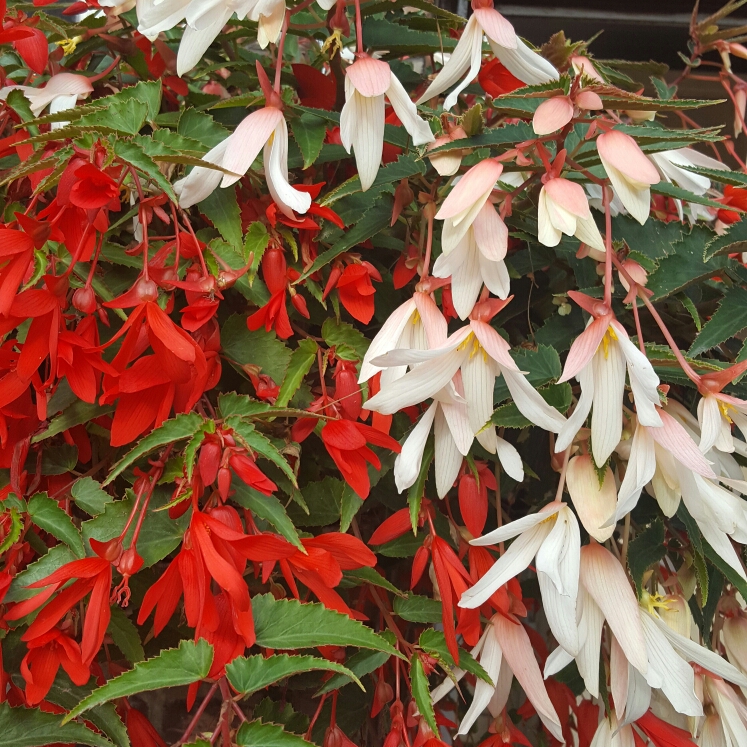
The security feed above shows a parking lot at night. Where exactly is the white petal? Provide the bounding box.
[359,298,416,383]
[478,253,511,300]
[495,436,524,481]
[449,232,484,320]
[473,202,508,261]
[174,138,229,208]
[576,586,605,697]
[614,423,657,522]
[440,395,474,456]
[537,188,563,247]
[574,212,606,253]
[460,523,551,609]
[555,363,594,453]
[434,405,464,498]
[265,121,312,218]
[501,367,567,433]
[342,88,385,191]
[490,37,559,85]
[385,72,433,146]
[458,625,503,734]
[462,353,497,453]
[394,403,436,493]
[613,325,662,428]
[177,10,231,76]
[601,157,651,225]
[591,342,626,467]
[471,503,562,546]
[699,394,731,454]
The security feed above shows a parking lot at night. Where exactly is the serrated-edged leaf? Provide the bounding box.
[341,567,406,597]
[426,121,534,155]
[277,339,317,408]
[703,218,747,261]
[393,594,442,623]
[287,477,344,527]
[227,654,361,695]
[27,492,85,558]
[703,539,747,602]
[689,286,747,356]
[627,519,667,597]
[64,640,214,722]
[104,413,205,485]
[410,655,437,734]
[199,184,243,247]
[218,393,273,419]
[115,140,176,202]
[108,606,145,664]
[6,544,77,603]
[225,417,298,487]
[71,477,113,516]
[316,633,396,695]
[0,507,21,556]
[651,181,729,211]
[298,198,393,280]
[252,594,402,658]
[236,720,315,747]
[78,98,149,136]
[178,108,230,148]
[291,113,327,170]
[111,80,162,123]
[321,153,426,206]
[0,702,114,747]
[340,483,364,533]
[32,401,115,443]
[222,315,291,385]
[419,629,492,684]
[677,292,702,332]
[232,483,302,550]
[321,318,369,361]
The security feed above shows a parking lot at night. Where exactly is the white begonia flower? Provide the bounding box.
[341,56,434,191]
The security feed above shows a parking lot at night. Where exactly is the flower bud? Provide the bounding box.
[134,277,159,303]
[218,466,232,501]
[262,247,287,294]
[117,547,143,577]
[72,286,97,314]
[198,439,222,487]
[91,537,123,563]
[290,291,310,319]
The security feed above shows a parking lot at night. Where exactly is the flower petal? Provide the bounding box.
[386,71,434,146]
[533,96,574,136]
[221,107,284,188]
[567,455,617,542]
[394,402,437,493]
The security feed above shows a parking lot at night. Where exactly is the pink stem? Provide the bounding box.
[274,10,291,93]
[603,187,613,307]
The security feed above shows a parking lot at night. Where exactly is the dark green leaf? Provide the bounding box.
[64,640,214,721]
[491,384,572,429]
[321,319,369,361]
[341,567,406,597]
[104,413,204,485]
[316,633,397,695]
[114,140,176,202]
[252,594,402,658]
[627,519,667,596]
[32,401,114,444]
[393,594,442,623]
[291,113,327,170]
[178,109,230,148]
[71,478,113,516]
[221,315,292,385]
[199,185,242,248]
[225,417,298,487]
[287,477,344,527]
[6,544,77,603]
[27,493,85,558]
[236,720,315,747]
[226,654,360,695]
[689,286,747,356]
[108,607,145,664]
[419,629,492,684]
[408,438,433,531]
[410,655,437,734]
[0,703,113,747]
[277,339,317,408]
[218,393,273,419]
[232,483,303,550]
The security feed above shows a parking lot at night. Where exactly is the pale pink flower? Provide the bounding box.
[736,84,747,138]
[723,612,747,682]
[697,362,747,455]
[176,66,311,217]
[0,73,93,128]
[597,130,660,224]
[566,454,617,542]
[251,0,285,48]
[426,125,467,176]
[430,612,563,741]
[556,292,662,467]
[532,90,602,136]
[416,0,558,110]
[537,177,606,253]
[341,56,433,191]
[588,716,634,747]
[433,159,511,318]
[460,501,581,655]
[570,55,604,83]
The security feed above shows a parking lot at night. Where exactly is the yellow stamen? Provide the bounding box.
[321,29,344,59]
[56,36,82,56]
[719,400,734,424]
[600,326,618,359]
[640,590,673,615]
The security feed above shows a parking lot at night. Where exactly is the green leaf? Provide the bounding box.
[226,654,361,695]
[702,539,747,602]
[104,413,204,485]
[6,544,77,603]
[321,153,426,206]
[0,507,22,557]
[689,286,747,356]
[82,487,189,568]
[107,607,145,664]
[32,401,114,443]
[651,181,729,211]
[321,319,369,362]
[199,185,242,248]
[291,113,327,170]
[236,720,315,747]
[491,384,572,429]
[178,109,230,148]
[226,417,298,487]
[78,98,149,136]
[286,477,344,527]
[410,655,437,734]
[251,594,402,658]
[419,629,492,684]
[627,519,667,597]
[245,221,270,280]
[277,339,317,408]
[222,315,291,385]
[114,140,176,202]
[493,344,563,404]
[703,218,747,261]
[64,640,214,722]
[339,483,364,533]
[112,80,162,123]
[298,198,393,280]
[71,478,113,516]
[218,393,272,419]
[0,703,113,747]
[316,633,396,695]
[27,493,85,558]
[677,292,702,332]
[232,483,303,550]
[393,594,442,623]
[341,567,406,597]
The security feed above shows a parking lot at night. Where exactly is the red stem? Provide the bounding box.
[353,0,364,54]
[274,10,291,93]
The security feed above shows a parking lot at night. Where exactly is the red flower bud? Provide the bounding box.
[333,362,361,420]
[290,292,310,319]
[263,247,287,294]
[117,547,143,576]
[135,277,159,303]
[198,439,222,487]
[90,537,123,563]
[72,286,97,314]
[218,466,232,501]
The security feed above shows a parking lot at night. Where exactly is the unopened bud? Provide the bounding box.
[73,286,97,314]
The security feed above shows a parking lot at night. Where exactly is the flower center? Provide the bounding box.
[601,326,618,359]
